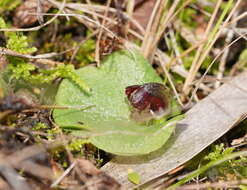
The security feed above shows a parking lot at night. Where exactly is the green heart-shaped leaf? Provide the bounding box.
[53,50,180,155]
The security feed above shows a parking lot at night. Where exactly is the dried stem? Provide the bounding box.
[95,0,112,66]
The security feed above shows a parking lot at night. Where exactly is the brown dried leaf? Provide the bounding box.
[231,133,247,146]
[13,0,52,27]
[77,159,100,175]
[76,159,121,190]
[133,0,156,29]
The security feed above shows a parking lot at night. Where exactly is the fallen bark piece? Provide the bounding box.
[102,72,247,188]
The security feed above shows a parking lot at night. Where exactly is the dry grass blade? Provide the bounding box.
[0,162,31,190]
[156,53,184,107]
[182,0,223,95]
[95,0,112,65]
[0,47,71,59]
[48,0,145,34]
[226,10,247,27]
[215,11,239,88]
[125,0,135,36]
[3,145,54,180]
[50,161,76,187]
[37,0,45,24]
[141,0,165,58]
[146,0,195,60]
[183,0,242,96]
[191,31,247,102]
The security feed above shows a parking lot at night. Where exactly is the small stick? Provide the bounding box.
[95,0,112,66]
[215,11,238,88]
[50,161,76,188]
[0,47,72,60]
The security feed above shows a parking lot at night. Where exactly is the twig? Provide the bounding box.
[0,145,54,181]
[232,27,247,41]
[167,38,207,71]
[125,0,135,37]
[0,47,72,60]
[156,53,184,108]
[173,19,199,45]
[184,0,242,96]
[215,11,238,88]
[28,12,117,38]
[70,29,100,64]
[189,3,211,17]
[169,27,183,65]
[37,0,45,24]
[14,160,54,180]
[183,0,223,95]
[48,0,145,34]
[148,0,186,60]
[95,0,112,66]
[85,0,100,23]
[141,0,165,59]
[225,10,247,28]
[30,6,144,41]
[190,31,247,103]
[50,161,76,188]
[0,162,31,190]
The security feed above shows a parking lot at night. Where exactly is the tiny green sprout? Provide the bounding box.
[33,122,49,131]
[46,128,60,141]
[0,0,21,13]
[128,168,141,185]
[67,139,88,152]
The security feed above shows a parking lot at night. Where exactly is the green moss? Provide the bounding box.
[75,39,96,67]
[203,144,247,180]
[179,7,197,28]
[0,0,21,13]
[1,17,91,94]
[33,122,49,130]
[67,138,88,153]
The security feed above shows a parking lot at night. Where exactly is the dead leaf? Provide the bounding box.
[76,159,121,190]
[102,72,247,188]
[231,133,247,146]
[133,0,156,29]
[77,159,100,175]
[13,0,52,27]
